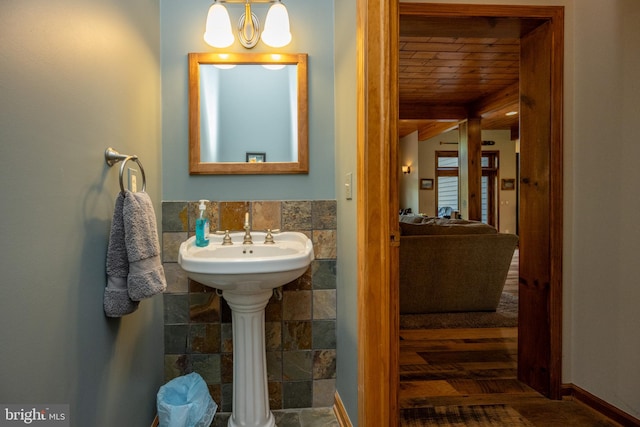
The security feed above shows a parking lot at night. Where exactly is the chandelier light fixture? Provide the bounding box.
[204,0,292,49]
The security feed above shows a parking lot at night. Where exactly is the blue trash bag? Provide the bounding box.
[157,372,217,427]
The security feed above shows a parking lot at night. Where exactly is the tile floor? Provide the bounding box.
[212,408,338,427]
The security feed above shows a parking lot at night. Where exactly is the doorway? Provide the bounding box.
[356,3,563,425]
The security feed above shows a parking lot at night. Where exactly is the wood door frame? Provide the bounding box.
[356,0,400,425]
[356,2,564,424]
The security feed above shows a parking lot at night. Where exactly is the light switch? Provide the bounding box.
[128,168,138,192]
[345,172,353,200]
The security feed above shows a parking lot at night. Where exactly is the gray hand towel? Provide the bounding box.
[104,193,139,317]
[123,191,167,301]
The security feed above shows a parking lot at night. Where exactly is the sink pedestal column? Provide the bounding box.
[223,289,275,427]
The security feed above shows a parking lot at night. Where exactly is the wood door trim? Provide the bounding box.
[400,3,563,19]
[357,0,399,426]
[548,6,565,400]
[357,3,564,424]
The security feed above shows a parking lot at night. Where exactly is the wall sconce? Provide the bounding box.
[402,165,411,174]
[204,0,292,49]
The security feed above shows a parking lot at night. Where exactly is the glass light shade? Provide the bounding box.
[203,3,234,48]
[262,64,286,70]
[260,2,292,48]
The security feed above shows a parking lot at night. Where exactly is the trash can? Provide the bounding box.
[157,372,217,427]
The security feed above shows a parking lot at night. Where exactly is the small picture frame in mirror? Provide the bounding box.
[246,152,266,163]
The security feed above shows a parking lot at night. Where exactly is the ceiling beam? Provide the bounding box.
[469,82,519,116]
[418,121,459,141]
[400,16,535,39]
[399,103,468,120]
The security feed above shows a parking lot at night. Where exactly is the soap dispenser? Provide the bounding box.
[195,200,210,247]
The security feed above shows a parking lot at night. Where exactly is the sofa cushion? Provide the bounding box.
[399,218,498,235]
[399,214,425,224]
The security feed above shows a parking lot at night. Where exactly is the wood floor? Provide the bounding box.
[399,326,620,426]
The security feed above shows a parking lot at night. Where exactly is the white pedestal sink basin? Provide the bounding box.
[178,231,314,291]
[178,231,314,427]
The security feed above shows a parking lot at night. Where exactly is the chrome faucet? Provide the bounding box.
[243,212,253,245]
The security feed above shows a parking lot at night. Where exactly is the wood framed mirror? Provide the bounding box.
[188,52,308,174]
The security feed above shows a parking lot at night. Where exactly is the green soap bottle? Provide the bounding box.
[195,199,210,247]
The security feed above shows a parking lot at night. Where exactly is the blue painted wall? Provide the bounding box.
[0,1,164,425]
[334,0,359,424]
[161,0,335,201]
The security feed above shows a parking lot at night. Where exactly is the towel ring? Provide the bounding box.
[104,147,147,193]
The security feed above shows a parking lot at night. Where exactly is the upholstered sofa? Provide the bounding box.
[399,215,518,314]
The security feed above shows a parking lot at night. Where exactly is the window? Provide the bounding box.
[435,151,499,225]
[436,153,459,213]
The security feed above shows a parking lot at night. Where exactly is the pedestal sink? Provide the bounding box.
[178,231,314,427]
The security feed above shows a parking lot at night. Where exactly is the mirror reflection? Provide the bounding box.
[200,64,298,163]
[189,52,308,175]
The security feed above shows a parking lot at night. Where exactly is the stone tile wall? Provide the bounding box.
[161,200,337,411]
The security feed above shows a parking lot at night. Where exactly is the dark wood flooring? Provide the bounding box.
[399,327,620,426]
[399,249,620,425]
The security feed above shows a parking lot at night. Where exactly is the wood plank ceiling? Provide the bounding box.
[399,15,546,140]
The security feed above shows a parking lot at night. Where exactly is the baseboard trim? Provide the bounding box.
[334,391,353,427]
[562,383,640,426]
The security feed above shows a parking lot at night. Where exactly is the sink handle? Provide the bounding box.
[214,230,233,245]
[264,228,281,244]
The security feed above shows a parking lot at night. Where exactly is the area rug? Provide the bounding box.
[400,404,533,426]
[400,292,518,330]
